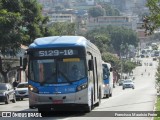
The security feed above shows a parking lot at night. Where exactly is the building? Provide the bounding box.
[136,22,149,49]
[86,0,95,5]
[87,16,138,30]
[48,13,75,23]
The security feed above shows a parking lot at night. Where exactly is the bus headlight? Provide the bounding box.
[77,83,87,91]
[28,85,39,93]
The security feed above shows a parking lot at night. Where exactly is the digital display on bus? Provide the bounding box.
[33,49,78,57]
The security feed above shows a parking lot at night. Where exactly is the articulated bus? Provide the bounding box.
[24,36,104,113]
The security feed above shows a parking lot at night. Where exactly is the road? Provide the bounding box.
[0,57,158,120]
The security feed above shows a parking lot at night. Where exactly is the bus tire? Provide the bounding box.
[110,92,112,97]
[95,89,101,106]
[5,95,9,104]
[106,94,109,98]
[109,90,112,97]
[85,91,93,112]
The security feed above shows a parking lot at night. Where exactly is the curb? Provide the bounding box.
[151,93,158,120]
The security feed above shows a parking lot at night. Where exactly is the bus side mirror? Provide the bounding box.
[88,60,93,71]
[110,67,113,72]
[23,58,27,70]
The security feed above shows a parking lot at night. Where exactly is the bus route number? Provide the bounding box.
[38,49,74,56]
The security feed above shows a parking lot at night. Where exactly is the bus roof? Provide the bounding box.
[29,36,97,49]
[102,62,111,68]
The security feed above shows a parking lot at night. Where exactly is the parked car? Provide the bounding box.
[153,57,157,61]
[118,79,124,86]
[122,80,135,90]
[15,82,28,100]
[0,83,16,104]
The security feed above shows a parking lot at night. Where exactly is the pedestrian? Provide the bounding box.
[12,80,19,88]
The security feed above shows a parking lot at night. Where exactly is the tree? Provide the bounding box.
[55,5,64,13]
[108,26,139,55]
[143,0,160,35]
[88,6,105,17]
[156,61,160,91]
[0,0,49,82]
[102,52,120,70]
[0,9,23,56]
[0,0,49,52]
[85,31,111,53]
[122,60,137,74]
[47,22,76,36]
[85,26,139,56]
[100,3,120,16]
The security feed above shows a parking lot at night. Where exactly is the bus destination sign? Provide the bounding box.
[34,49,78,57]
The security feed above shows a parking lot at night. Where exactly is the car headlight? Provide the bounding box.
[0,92,6,96]
[2,92,5,96]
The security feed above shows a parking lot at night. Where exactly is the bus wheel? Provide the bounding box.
[109,92,112,97]
[106,94,109,98]
[85,92,93,112]
[5,95,9,104]
[95,89,101,106]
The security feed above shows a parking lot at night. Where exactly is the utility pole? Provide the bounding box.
[120,43,123,79]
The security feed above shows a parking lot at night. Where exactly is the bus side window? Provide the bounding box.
[110,67,113,72]
[88,59,93,71]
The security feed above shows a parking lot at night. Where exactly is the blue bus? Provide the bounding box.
[24,36,104,113]
[102,62,113,98]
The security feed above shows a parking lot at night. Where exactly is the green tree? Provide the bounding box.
[85,31,111,53]
[143,0,160,35]
[0,9,23,56]
[108,26,139,55]
[0,0,49,82]
[122,60,137,74]
[102,52,120,70]
[156,61,160,90]
[0,0,49,50]
[55,5,64,13]
[47,22,76,36]
[85,26,139,55]
[88,6,105,17]
[101,3,120,16]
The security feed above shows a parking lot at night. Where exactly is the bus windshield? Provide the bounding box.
[29,58,86,84]
[103,64,109,79]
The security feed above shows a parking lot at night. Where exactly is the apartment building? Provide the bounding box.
[87,16,138,30]
[49,13,75,23]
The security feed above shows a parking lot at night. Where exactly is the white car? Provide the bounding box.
[15,82,28,100]
[122,80,135,90]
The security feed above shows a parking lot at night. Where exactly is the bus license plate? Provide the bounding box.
[53,100,63,104]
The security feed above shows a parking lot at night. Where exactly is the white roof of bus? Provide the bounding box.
[102,62,111,68]
[29,36,87,48]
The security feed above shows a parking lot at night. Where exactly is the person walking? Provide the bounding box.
[12,79,19,88]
